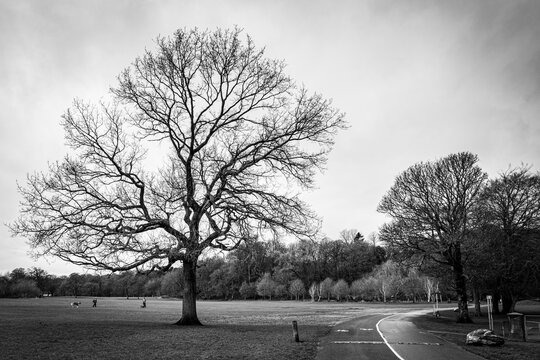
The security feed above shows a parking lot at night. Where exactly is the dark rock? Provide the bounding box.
[465,329,504,346]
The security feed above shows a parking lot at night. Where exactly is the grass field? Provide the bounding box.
[412,300,540,360]
[0,297,430,360]
[3,297,538,359]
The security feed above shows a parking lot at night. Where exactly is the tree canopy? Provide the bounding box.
[10,27,346,325]
[378,152,487,322]
[474,166,540,312]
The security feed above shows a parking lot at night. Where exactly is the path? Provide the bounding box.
[316,309,485,360]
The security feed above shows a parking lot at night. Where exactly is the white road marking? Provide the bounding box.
[336,329,349,332]
[376,314,406,360]
[332,341,385,344]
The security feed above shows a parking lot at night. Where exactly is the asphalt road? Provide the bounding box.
[316,309,485,360]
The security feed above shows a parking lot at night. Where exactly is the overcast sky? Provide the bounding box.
[1,0,539,275]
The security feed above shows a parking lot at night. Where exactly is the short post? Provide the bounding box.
[434,291,440,318]
[292,320,300,342]
[486,295,493,331]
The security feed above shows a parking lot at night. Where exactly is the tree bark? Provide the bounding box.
[473,283,482,317]
[453,260,473,323]
[501,291,517,314]
[176,259,202,326]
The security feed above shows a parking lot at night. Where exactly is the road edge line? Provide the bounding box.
[376,314,406,360]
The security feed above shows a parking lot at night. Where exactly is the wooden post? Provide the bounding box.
[292,321,300,342]
[521,315,527,342]
[487,295,493,330]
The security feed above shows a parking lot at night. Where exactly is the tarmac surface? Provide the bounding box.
[316,309,485,360]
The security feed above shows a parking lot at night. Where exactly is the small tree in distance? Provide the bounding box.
[274,284,288,299]
[239,282,257,300]
[319,277,334,301]
[373,260,402,303]
[332,279,349,301]
[308,282,318,302]
[160,268,183,297]
[10,280,41,298]
[10,27,346,325]
[350,279,363,301]
[257,273,276,300]
[289,278,305,300]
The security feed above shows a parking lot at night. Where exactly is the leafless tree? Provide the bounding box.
[318,277,334,301]
[339,229,362,243]
[256,272,276,300]
[308,282,318,302]
[10,28,345,325]
[289,278,306,301]
[373,260,402,303]
[378,152,487,323]
[332,279,350,301]
[479,166,540,313]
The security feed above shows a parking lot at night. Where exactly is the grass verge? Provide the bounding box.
[412,302,540,360]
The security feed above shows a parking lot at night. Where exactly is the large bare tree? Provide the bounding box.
[378,152,487,323]
[478,166,540,313]
[10,28,345,325]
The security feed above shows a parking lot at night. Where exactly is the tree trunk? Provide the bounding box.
[175,259,202,326]
[501,291,517,314]
[452,260,473,323]
[473,284,482,317]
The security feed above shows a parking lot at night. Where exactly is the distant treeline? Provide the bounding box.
[0,234,452,302]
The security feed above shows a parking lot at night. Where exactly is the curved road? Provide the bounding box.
[316,309,485,360]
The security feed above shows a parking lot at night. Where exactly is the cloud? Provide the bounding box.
[1,0,540,272]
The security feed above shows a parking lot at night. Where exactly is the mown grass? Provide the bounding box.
[0,297,430,360]
[0,298,317,360]
[7,297,535,359]
[412,300,540,360]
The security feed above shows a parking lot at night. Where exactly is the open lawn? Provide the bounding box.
[412,300,540,360]
[4,298,537,359]
[0,297,429,360]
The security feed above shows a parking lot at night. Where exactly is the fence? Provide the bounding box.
[498,315,540,342]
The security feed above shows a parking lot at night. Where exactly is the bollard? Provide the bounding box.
[292,320,300,342]
[523,316,528,342]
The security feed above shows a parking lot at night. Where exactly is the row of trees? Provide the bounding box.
[257,260,447,303]
[1,233,388,299]
[1,259,449,304]
[379,153,540,322]
[0,267,163,298]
